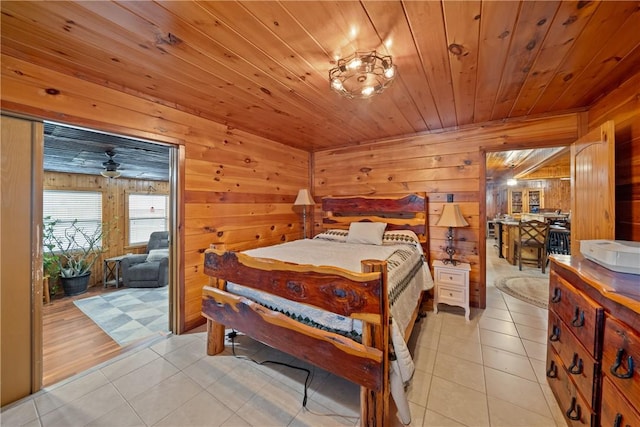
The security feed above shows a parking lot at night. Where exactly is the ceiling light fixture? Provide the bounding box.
[101,150,121,178]
[329,50,396,99]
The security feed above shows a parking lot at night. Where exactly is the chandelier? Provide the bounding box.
[329,50,396,99]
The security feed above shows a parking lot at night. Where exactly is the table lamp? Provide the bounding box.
[436,203,469,265]
[294,189,315,239]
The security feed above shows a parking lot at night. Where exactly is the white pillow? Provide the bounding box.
[146,248,169,262]
[346,222,387,245]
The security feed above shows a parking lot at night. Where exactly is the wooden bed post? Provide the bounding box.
[206,277,226,356]
[360,259,389,427]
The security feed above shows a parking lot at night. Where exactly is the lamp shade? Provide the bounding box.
[100,169,121,178]
[293,189,315,206]
[436,204,469,228]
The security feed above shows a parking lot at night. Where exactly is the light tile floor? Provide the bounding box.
[1,240,567,426]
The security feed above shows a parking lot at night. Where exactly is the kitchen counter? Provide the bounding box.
[521,213,569,222]
[493,219,519,261]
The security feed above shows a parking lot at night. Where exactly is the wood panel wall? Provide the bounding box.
[2,55,309,333]
[43,171,170,290]
[588,72,640,241]
[313,114,580,309]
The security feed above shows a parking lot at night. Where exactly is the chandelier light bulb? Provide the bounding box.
[361,86,374,97]
[384,66,395,79]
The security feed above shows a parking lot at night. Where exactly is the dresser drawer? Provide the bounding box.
[549,271,604,359]
[436,285,465,305]
[601,375,640,427]
[548,310,600,407]
[602,315,640,409]
[435,268,466,286]
[546,346,596,426]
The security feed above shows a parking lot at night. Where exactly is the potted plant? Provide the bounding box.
[43,252,61,299]
[43,216,108,296]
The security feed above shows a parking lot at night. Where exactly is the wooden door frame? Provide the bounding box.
[7,112,185,395]
[481,142,575,295]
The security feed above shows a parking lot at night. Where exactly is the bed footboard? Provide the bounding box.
[202,249,390,426]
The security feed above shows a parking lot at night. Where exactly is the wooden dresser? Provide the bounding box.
[547,255,640,426]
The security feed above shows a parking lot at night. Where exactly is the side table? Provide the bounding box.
[433,260,471,321]
[103,255,128,288]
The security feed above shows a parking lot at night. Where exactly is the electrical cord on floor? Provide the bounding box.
[226,330,312,408]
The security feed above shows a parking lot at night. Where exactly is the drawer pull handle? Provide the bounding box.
[549,325,560,342]
[571,307,585,328]
[550,287,561,303]
[614,413,622,427]
[565,397,581,421]
[568,353,583,375]
[546,360,557,378]
[613,413,630,427]
[610,348,635,379]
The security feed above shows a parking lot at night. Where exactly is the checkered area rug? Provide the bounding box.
[74,287,169,346]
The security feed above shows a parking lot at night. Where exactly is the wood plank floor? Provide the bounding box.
[42,286,157,387]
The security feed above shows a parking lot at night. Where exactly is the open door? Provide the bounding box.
[570,120,616,255]
[1,115,44,405]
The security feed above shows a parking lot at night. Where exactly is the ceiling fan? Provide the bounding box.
[101,149,121,178]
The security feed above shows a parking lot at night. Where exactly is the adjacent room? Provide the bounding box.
[1,1,639,426]
[40,122,175,386]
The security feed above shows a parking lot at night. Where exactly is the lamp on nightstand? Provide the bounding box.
[436,203,469,265]
[294,189,315,239]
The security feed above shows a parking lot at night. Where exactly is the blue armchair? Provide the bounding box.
[121,231,169,288]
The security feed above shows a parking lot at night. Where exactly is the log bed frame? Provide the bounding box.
[202,193,428,426]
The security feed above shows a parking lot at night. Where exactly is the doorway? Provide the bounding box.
[484,147,571,286]
[41,122,178,386]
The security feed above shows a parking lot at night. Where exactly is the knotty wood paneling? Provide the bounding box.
[313,114,580,309]
[588,72,640,241]
[2,56,309,335]
[2,2,639,150]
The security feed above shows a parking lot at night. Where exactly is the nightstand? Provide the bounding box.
[432,260,471,321]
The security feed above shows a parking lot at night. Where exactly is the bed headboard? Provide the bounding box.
[321,193,428,244]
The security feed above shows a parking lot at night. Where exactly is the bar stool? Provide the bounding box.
[514,220,550,273]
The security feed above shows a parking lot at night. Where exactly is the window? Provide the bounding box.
[43,190,103,250]
[128,194,168,245]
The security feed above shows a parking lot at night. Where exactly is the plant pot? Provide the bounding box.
[61,272,91,296]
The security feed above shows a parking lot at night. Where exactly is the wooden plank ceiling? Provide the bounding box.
[2,1,640,171]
